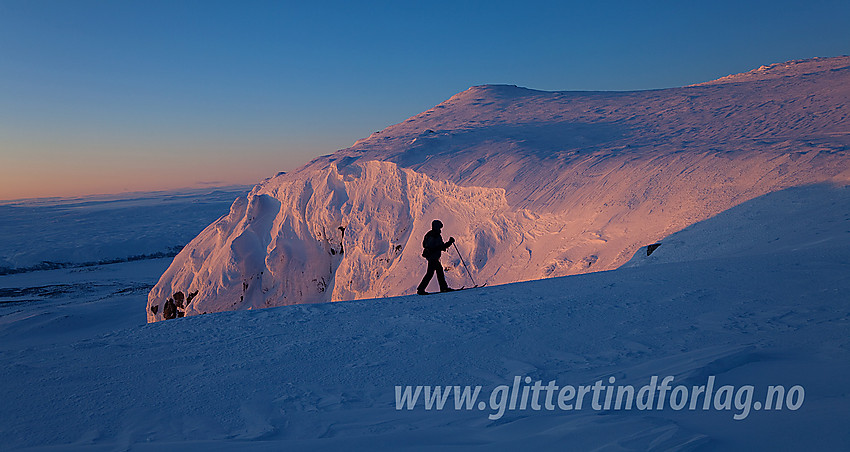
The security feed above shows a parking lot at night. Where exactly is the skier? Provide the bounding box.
[417,219,456,295]
[163,297,177,320]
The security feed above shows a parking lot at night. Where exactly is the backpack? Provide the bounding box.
[422,231,442,259]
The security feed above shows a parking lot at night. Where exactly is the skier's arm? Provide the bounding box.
[442,236,455,250]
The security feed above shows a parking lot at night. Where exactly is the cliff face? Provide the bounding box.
[148,56,850,321]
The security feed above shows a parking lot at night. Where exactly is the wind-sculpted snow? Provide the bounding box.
[149,161,554,321]
[149,56,850,321]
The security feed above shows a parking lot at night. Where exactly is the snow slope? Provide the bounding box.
[3,182,849,450]
[149,56,850,320]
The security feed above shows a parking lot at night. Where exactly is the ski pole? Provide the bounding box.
[453,242,476,286]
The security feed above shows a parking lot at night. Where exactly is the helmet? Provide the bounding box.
[431,219,443,230]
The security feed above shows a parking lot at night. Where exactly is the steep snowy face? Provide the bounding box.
[149,56,850,321]
[148,161,555,321]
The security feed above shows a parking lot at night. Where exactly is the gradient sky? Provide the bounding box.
[1,0,848,200]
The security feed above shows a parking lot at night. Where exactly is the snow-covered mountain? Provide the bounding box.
[148,56,850,322]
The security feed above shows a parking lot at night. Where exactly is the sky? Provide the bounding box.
[1,0,848,201]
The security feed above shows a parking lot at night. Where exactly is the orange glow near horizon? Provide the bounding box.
[0,126,334,201]
[0,154,298,202]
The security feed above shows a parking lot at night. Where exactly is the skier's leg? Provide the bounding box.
[417,260,436,292]
[435,260,449,291]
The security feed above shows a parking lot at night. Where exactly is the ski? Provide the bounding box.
[416,283,487,295]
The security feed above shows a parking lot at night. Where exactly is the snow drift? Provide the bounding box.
[148,56,850,321]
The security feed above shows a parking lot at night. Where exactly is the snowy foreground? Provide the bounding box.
[2,184,848,450]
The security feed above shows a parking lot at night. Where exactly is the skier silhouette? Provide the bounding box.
[417,219,456,295]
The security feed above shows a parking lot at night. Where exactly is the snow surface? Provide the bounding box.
[2,183,849,450]
[149,56,850,320]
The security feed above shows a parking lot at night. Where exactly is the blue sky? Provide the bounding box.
[1,0,848,199]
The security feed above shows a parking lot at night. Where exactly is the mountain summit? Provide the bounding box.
[148,56,850,321]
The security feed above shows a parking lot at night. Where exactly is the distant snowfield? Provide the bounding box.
[1,184,848,450]
[0,186,250,273]
[148,56,850,320]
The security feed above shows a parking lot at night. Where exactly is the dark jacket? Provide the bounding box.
[422,229,452,260]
